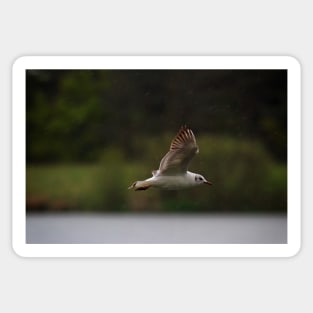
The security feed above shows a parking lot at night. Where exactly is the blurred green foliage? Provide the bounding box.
[26,69,287,163]
[26,69,287,212]
[27,70,111,161]
[27,136,286,213]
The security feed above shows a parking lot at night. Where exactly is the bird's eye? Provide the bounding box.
[199,177,203,181]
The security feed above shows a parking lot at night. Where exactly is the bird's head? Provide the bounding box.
[194,174,213,186]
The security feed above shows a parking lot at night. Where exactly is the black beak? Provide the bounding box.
[204,180,213,186]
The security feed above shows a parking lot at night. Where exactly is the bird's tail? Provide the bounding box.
[128,180,151,191]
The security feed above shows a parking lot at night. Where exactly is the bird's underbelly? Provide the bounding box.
[150,175,194,190]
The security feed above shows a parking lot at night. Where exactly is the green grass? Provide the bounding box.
[27,164,102,210]
[26,161,152,211]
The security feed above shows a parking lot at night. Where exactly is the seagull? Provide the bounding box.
[128,126,212,191]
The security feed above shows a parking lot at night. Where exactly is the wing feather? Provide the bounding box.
[158,126,199,175]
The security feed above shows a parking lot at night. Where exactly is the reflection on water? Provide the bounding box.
[26,213,287,244]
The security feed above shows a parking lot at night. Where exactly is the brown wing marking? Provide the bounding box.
[158,126,199,175]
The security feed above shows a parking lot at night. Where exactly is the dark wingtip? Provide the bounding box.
[128,182,137,189]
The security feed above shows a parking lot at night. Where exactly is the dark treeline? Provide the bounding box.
[26,69,287,164]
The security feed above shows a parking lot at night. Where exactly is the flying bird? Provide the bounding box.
[129,126,212,191]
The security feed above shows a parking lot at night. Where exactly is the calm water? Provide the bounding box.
[26,213,287,244]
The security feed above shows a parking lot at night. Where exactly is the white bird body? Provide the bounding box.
[139,171,198,190]
[129,126,212,191]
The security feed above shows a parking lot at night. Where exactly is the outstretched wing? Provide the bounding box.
[158,126,199,175]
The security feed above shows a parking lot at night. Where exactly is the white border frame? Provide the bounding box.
[12,56,301,257]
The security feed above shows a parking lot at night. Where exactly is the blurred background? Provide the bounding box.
[26,69,287,243]
[26,69,287,213]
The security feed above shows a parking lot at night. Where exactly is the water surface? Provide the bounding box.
[26,213,287,244]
